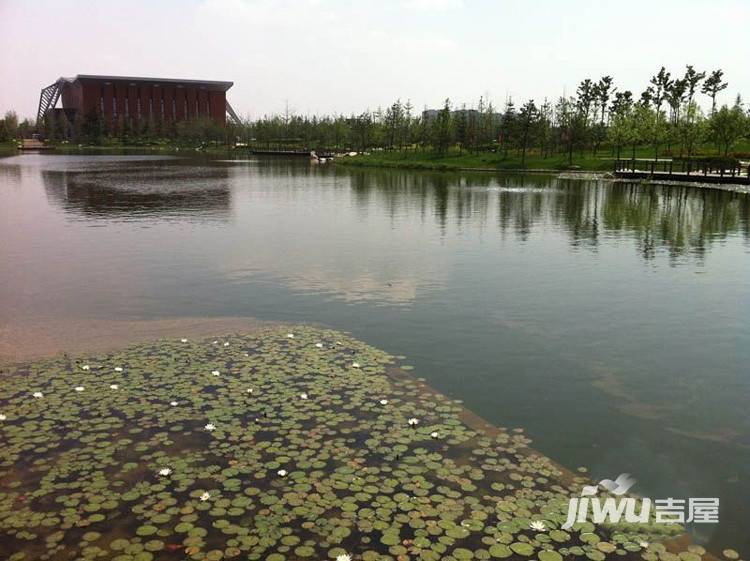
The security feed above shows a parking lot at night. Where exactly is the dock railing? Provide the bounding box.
[614,158,750,182]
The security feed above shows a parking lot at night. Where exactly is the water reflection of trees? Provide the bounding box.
[602,184,746,261]
[236,155,315,179]
[36,155,750,259]
[342,167,749,261]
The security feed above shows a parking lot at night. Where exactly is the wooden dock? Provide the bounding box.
[244,148,341,159]
[614,158,750,185]
[247,148,311,156]
[18,139,54,151]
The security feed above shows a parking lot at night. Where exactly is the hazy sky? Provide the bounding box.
[1,0,748,120]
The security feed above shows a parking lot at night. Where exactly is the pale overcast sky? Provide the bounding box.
[1,0,748,120]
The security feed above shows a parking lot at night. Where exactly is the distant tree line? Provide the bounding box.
[1,66,748,161]
[238,66,749,162]
[0,111,35,142]
[241,97,503,155]
[0,106,232,147]
[39,110,230,147]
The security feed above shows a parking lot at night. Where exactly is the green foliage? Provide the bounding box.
[702,69,729,113]
[431,99,453,154]
[708,102,747,155]
[7,64,744,168]
[0,111,19,142]
[174,118,224,146]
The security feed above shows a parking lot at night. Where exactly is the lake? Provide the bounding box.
[0,153,748,551]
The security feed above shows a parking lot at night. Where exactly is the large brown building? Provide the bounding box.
[38,74,240,128]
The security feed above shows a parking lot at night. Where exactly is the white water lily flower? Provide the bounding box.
[81,364,90,371]
[212,340,218,345]
[211,370,220,376]
[74,386,84,392]
[277,469,288,477]
[639,542,650,549]
[315,343,323,348]
[287,333,295,339]
[352,362,360,368]
[200,491,211,501]
[114,367,123,372]
[379,399,389,405]
[336,554,352,561]
[430,431,439,438]
[158,467,172,476]
[180,338,188,343]
[246,388,254,394]
[300,393,308,400]
[223,342,229,347]
[110,384,119,390]
[170,401,179,407]
[529,520,547,531]
[0,414,7,421]
[205,423,216,431]
[408,417,419,426]
[33,391,43,398]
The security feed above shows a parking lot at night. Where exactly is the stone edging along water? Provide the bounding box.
[0,326,738,561]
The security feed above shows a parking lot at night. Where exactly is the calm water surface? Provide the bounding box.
[1,154,748,550]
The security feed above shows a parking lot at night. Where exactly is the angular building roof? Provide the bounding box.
[64,74,233,91]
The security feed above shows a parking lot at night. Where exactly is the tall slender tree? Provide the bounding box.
[608,91,633,160]
[432,99,453,154]
[648,67,672,158]
[455,104,468,154]
[597,76,615,126]
[702,69,728,114]
[518,100,538,168]
[683,65,706,107]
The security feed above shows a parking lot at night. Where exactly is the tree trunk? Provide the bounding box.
[568,138,573,165]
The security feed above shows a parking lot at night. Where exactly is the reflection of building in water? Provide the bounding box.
[41,162,232,220]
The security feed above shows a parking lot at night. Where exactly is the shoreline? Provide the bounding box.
[0,315,279,365]
[5,146,749,194]
[336,158,750,193]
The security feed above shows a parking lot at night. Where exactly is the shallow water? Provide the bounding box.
[0,153,748,551]
[0,327,691,560]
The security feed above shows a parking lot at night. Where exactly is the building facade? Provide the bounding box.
[38,75,239,129]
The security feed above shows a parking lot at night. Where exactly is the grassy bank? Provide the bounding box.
[0,142,18,157]
[339,149,615,172]
[338,142,750,173]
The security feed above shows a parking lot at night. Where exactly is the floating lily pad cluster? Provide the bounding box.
[0,327,739,561]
